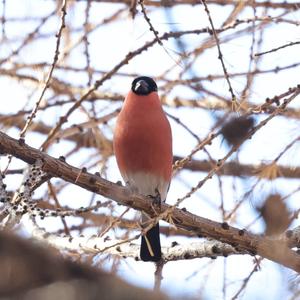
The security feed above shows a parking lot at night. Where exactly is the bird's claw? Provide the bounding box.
[148,188,161,207]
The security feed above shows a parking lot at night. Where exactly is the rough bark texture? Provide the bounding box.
[0,131,299,273]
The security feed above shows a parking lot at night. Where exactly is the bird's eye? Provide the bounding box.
[133,80,150,95]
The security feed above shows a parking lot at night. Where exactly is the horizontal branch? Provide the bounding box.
[32,224,300,261]
[36,200,194,237]
[32,224,242,261]
[2,67,300,119]
[56,0,300,10]
[0,131,300,273]
[174,156,300,179]
[1,118,300,180]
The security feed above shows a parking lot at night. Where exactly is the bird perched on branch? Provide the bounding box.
[113,76,173,262]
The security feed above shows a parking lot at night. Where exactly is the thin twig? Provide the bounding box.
[255,41,300,57]
[19,0,68,139]
[201,0,237,108]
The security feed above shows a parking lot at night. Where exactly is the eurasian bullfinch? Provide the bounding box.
[113,76,173,262]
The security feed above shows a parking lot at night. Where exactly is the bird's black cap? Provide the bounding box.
[131,76,157,95]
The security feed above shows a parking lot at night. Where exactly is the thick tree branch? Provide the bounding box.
[0,131,300,273]
[32,224,300,261]
[0,230,168,299]
[31,224,242,261]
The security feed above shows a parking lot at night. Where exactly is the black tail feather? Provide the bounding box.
[140,223,161,262]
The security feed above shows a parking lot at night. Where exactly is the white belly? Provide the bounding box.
[122,171,169,202]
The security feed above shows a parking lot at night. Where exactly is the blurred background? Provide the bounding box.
[1,0,300,299]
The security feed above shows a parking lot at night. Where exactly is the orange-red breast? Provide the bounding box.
[113,76,173,262]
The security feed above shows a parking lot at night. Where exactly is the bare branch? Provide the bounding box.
[1,131,300,273]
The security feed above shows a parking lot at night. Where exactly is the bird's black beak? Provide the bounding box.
[133,79,150,95]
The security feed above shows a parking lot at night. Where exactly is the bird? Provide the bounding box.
[113,76,173,262]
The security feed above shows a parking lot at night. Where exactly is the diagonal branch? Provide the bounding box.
[0,131,300,273]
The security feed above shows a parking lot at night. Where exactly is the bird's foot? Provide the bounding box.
[147,188,161,211]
